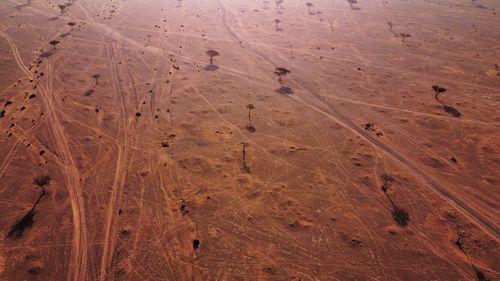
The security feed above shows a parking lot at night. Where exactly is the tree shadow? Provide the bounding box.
[60,32,71,38]
[48,16,59,21]
[443,105,461,118]
[6,209,36,239]
[6,190,46,239]
[84,89,95,96]
[205,64,219,71]
[39,51,52,58]
[246,125,256,133]
[392,205,410,227]
[275,86,293,94]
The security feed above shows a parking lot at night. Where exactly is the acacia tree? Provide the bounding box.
[346,0,357,8]
[274,67,290,85]
[92,74,101,86]
[67,22,76,30]
[58,4,66,14]
[206,49,219,65]
[306,2,314,14]
[49,40,60,50]
[400,33,411,43]
[274,19,282,30]
[432,85,446,101]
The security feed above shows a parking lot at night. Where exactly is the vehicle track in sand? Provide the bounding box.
[214,0,500,240]
[0,30,90,281]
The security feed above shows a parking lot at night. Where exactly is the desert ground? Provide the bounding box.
[0,0,499,280]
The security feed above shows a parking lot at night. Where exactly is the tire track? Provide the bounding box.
[0,31,90,281]
[214,0,499,240]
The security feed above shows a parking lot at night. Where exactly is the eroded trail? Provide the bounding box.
[1,0,499,280]
[214,0,499,240]
[0,31,90,281]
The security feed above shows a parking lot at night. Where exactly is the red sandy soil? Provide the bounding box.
[0,0,499,280]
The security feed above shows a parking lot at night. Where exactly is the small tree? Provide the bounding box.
[400,33,411,43]
[67,22,76,30]
[58,4,66,14]
[49,40,60,50]
[246,104,255,133]
[432,85,446,100]
[274,19,282,30]
[387,21,393,31]
[306,2,314,14]
[92,74,101,86]
[206,49,219,65]
[346,0,357,8]
[274,67,290,85]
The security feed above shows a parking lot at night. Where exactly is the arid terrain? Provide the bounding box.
[0,0,499,280]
